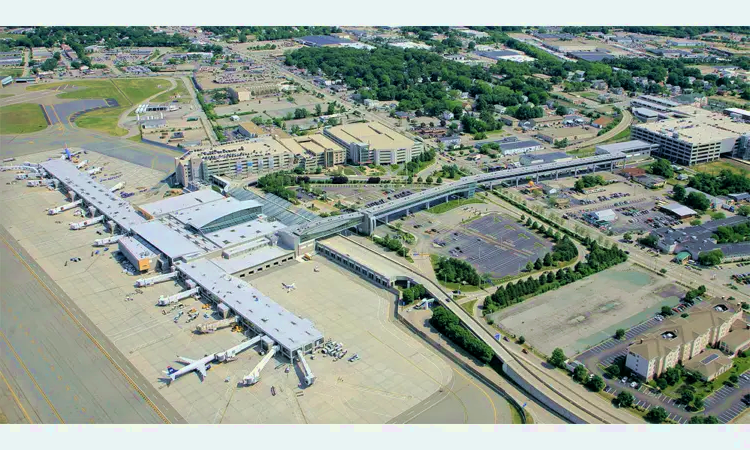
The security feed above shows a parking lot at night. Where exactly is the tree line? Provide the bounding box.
[430,306,493,364]
[484,239,626,314]
[688,170,750,197]
[434,256,482,286]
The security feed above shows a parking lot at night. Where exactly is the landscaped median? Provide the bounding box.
[426,197,485,214]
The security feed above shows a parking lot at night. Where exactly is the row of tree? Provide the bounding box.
[573,175,607,193]
[256,172,299,202]
[373,234,410,258]
[429,306,493,364]
[672,185,712,211]
[434,257,482,286]
[484,240,627,314]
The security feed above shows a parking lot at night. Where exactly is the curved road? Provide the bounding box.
[569,109,633,151]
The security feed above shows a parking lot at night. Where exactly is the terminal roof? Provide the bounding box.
[175,259,323,352]
[40,159,146,232]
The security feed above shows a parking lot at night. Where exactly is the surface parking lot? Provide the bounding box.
[431,213,551,279]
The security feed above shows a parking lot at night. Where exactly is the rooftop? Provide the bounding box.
[683,349,732,380]
[596,140,657,154]
[325,122,414,150]
[170,197,262,230]
[297,35,353,46]
[137,189,225,218]
[131,219,212,259]
[175,258,323,353]
[177,137,294,162]
[634,113,750,145]
[279,133,345,157]
[210,244,292,275]
[40,159,146,232]
[661,202,697,217]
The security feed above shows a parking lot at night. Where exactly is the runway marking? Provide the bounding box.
[0,329,64,423]
[0,366,33,423]
[0,234,171,424]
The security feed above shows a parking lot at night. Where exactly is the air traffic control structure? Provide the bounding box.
[30,157,325,369]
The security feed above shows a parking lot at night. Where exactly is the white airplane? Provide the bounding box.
[282,282,296,292]
[75,159,89,169]
[162,354,215,383]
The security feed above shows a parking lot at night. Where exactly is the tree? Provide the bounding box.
[586,374,605,392]
[661,306,674,317]
[518,336,526,345]
[615,329,625,340]
[680,390,695,405]
[646,406,668,424]
[684,191,711,211]
[650,158,674,178]
[672,184,686,202]
[692,396,704,411]
[729,374,739,384]
[314,104,322,116]
[664,367,681,386]
[656,377,668,390]
[616,391,635,408]
[534,258,543,270]
[697,249,723,267]
[573,364,588,383]
[548,348,566,369]
[555,105,568,116]
[425,175,434,184]
[525,261,534,272]
[436,177,443,184]
[543,253,553,267]
[623,232,633,242]
[605,364,620,378]
[737,205,750,216]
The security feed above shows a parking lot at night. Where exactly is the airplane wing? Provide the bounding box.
[196,364,207,380]
[176,356,195,365]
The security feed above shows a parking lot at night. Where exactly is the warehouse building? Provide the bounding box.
[323,122,423,166]
[659,203,697,219]
[631,113,750,165]
[174,138,296,187]
[497,139,544,156]
[279,133,346,172]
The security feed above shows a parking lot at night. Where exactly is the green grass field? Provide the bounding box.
[426,198,485,214]
[26,78,169,136]
[150,78,191,104]
[0,68,23,78]
[692,159,749,176]
[0,103,48,134]
[460,299,478,314]
[0,94,14,98]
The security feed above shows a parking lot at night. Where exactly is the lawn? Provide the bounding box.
[27,78,169,136]
[692,159,749,176]
[0,94,14,98]
[0,103,48,134]
[426,198,485,214]
[150,78,191,104]
[0,68,23,78]
[460,299,478,314]
[693,354,750,400]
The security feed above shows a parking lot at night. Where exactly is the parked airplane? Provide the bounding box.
[282,282,296,292]
[162,354,215,383]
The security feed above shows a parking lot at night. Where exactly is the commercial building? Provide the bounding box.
[625,300,743,380]
[631,112,750,165]
[535,126,598,144]
[174,138,296,187]
[660,203,697,219]
[590,209,617,223]
[648,216,750,261]
[295,35,354,47]
[633,174,666,189]
[323,122,423,166]
[724,108,750,122]
[228,87,252,102]
[278,133,346,171]
[719,322,750,356]
[495,139,544,156]
[236,121,268,139]
[595,140,658,158]
[519,152,571,166]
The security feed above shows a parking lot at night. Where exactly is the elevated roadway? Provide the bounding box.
[287,151,627,243]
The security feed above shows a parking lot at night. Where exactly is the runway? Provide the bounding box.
[0,225,185,424]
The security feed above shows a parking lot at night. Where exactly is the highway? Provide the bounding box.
[0,225,185,424]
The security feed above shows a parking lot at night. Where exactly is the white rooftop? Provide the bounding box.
[138,189,225,218]
[210,244,292,274]
[175,258,323,353]
[40,158,146,232]
[203,216,286,248]
[119,236,157,260]
[662,202,698,217]
[131,219,211,259]
[170,197,262,230]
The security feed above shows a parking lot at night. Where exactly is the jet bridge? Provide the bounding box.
[69,215,104,230]
[136,271,178,287]
[296,350,316,386]
[243,345,278,386]
[157,287,200,306]
[109,182,125,193]
[94,235,124,247]
[196,316,238,334]
[49,199,83,215]
[215,334,263,362]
